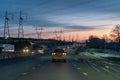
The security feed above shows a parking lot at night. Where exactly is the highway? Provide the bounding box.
[0,53,120,80]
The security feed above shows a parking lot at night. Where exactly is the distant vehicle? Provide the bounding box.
[52,49,67,62]
[23,47,30,54]
[37,46,44,54]
[32,44,47,55]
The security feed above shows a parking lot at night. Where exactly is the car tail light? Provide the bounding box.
[63,53,66,56]
[52,53,56,55]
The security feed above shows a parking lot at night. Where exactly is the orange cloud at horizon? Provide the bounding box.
[40,28,111,42]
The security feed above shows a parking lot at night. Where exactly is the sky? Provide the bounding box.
[0,0,120,41]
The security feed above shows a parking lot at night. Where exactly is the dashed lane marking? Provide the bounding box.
[21,72,28,76]
[83,72,88,76]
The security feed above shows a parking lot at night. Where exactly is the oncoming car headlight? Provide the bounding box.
[23,49,26,52]
[23,48,29,53]
[26,49,29,52]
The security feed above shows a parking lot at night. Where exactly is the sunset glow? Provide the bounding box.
[0,0,120,41]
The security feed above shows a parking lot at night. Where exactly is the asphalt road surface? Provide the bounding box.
[0,54,120,80]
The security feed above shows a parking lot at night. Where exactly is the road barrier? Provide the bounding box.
[0,53,35,60]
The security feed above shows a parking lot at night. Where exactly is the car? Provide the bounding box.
[37,46,44,54]
[52,49,67,62]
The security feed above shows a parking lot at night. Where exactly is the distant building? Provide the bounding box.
[0,43,14,52]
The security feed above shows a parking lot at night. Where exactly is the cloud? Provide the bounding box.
[26,18,65,27]
[1,0,120,39]
[64,25,96,31]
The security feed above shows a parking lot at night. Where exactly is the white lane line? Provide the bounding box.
[21,72,28,76]
[100,61,120,73]
[83,72,88,76]
[93,61,120,79]
[105,65,110,69]
[102,67,120,79]
[102,67,110,73]
[108,66,120,73]
[102,61,113,65]
[86,60,101,72]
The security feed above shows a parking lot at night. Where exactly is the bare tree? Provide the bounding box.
[110,24,120,42]
[103,34,108,42]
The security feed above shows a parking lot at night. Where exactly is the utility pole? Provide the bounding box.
[18,11,24,38]
[4,11,10,39]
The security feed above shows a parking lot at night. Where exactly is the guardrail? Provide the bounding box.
[0,53,35,60]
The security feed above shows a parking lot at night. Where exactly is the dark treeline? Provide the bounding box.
[85,25,120,52]
[86,35,120,52]
[86,35,105,49]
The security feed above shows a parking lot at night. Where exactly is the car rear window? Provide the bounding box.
[54,49,64,53]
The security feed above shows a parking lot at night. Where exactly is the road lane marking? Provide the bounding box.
[91,60,120,79]
[86,60,101,72]
[83,72,88,76]
[102,67,120,79]
[105,65,109,69]
[102,68,110,73]
[102,61,113,65]
[21,72,28,76]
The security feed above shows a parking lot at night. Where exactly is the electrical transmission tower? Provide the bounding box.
[18,11,24,38]
[35,27,44,39]
[4,11,10,39]
[54,30,63,41]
